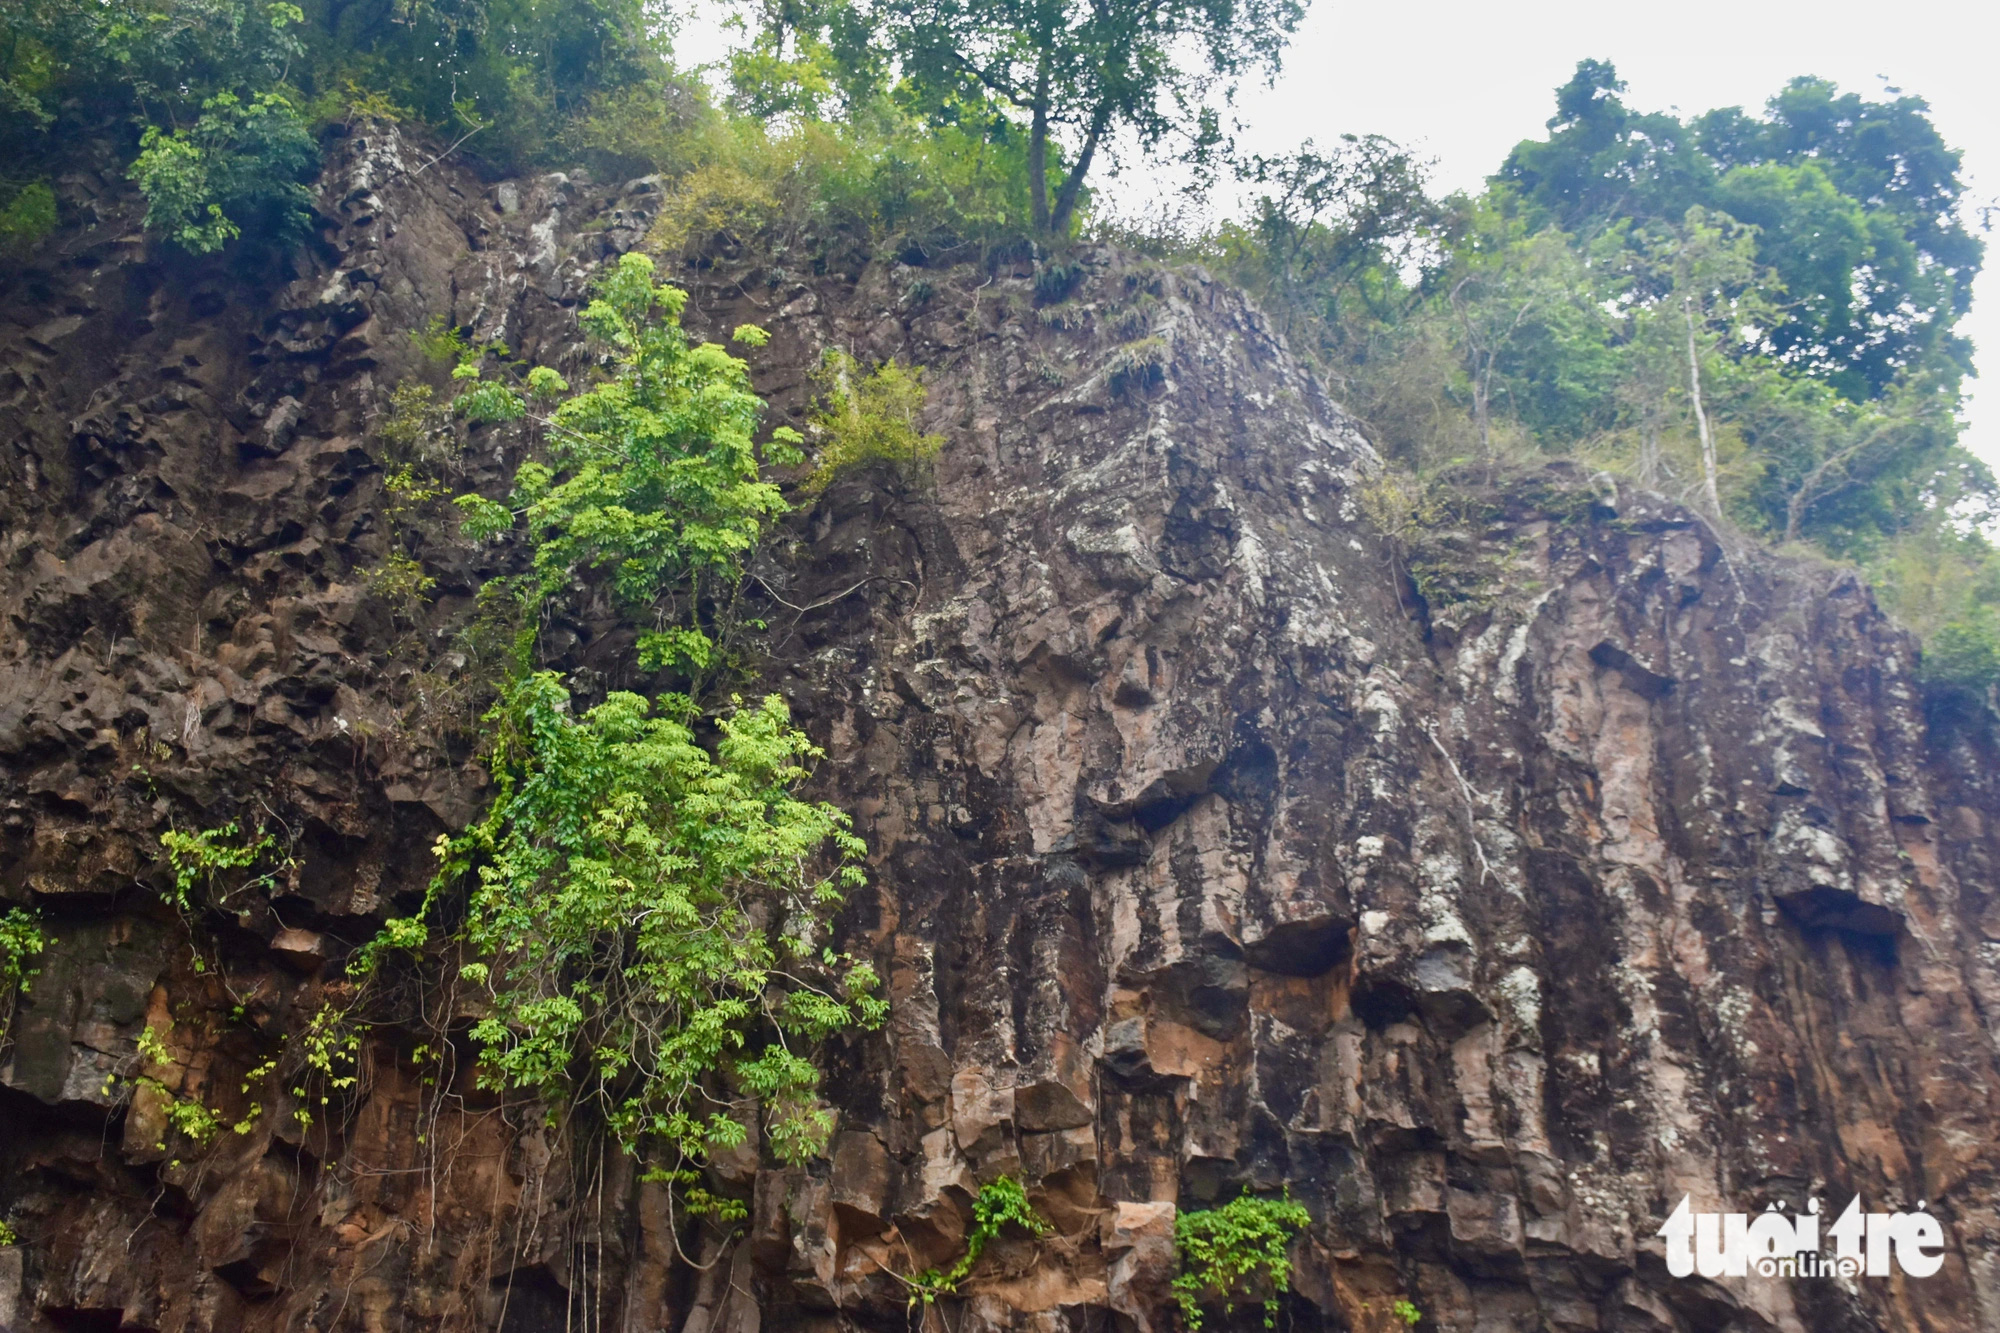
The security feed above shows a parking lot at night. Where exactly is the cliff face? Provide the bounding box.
[3,124,1999,1333]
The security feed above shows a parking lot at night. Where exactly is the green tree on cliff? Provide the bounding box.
[1498,59,1982,404]
[858,0,1308,235]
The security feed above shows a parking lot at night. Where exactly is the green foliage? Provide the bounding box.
[1393,1297,1423,1326]
[1033,256,1085,304]
[298,0,671,169]
[0,907,49,1040]
[906,1176,1050,1307]
[1213,134,1448,355]
[159,822,284,914]
[410,315,474,366]
[290,1001,363,1128]
[364,550,438,623]
[0,180,58,255]
[862,0,1307,234]
[1191,59,1988,653]
[11,0,1119,261]
[1922,621,2000,696]
[444,331,523,424]
[1440,204,1618,454]
[474,252,791,675]
[1108,336,1169,395]
[129,89,318,252]
[127,1024,269,1149]
[1870,504,2000,705]
[1498,60,1981,403]
[160,1087,224,1143]
[0,1221,16,1246]
[560,0,1307,251]
[633,93,1047,259]
[5,0,309,150]
[722,1,855,122]
[156,823,289,982]
[366,374,524,745]
[1172,1189,1311,1330]
[379,380,454,460]
[384,460,446,507]
[800,350,944,496]
[637,1167,751,1223]
[385,674,881,1163]
[0,908,46,999]
[456,378,529,425]
[132,1023,224,1148]
[1358,472,1516,618]
[4,0,318,250]
[5,0,679,248]
[344,245,884,1185]
[561,73,713,178]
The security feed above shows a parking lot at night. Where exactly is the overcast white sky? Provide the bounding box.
[675,0,1998,464]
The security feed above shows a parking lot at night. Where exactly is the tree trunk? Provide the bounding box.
[1449,277,1489,454]
[1684,294,1721,517]
[1468,354,1490,456]
[1027,63,1052,235]
[1049,105,1110,236]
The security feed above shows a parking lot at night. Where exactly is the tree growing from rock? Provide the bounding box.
[860,0,1308,235]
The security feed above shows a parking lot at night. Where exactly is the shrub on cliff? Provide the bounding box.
[799,350,944,497]
[454,251,798,677]
[0,907,46,1047]
[1173,1190,1312,1330]
[331,252,884,1187]
[0,182,57,257]
[426,675,880,1165]
[128,90,318,253]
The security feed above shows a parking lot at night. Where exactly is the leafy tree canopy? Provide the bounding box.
[1220,60,1983,559]
[337,252,884,1179]
[855,0,1308,235]
[1497,60,1983,402]
[1,0,677,252]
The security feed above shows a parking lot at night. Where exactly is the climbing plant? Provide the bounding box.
[1172,1189,1312,1330]
[0,907,48,1043]
[904,1176,1050,1308]
[159,822,284,915]
[375,675,881,1163]
[132,1023,223,1149]
[126,1023,278,1164]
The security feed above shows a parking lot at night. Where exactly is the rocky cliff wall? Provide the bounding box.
[2,123,1998,1333]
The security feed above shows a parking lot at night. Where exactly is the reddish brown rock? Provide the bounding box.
[0,121,1996,1333]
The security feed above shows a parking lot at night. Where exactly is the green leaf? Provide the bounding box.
[455,493,515,541]
[456,381,527,423]
[1173,1190,1311,1330]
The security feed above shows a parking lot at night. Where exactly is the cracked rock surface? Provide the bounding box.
[2,124,1998,1333]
